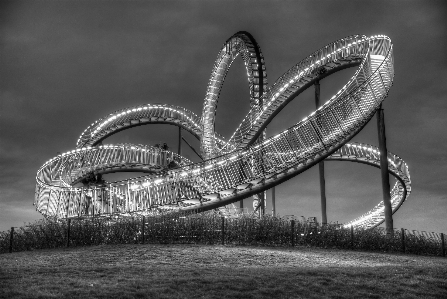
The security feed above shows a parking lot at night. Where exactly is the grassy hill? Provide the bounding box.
[1,244,446,298]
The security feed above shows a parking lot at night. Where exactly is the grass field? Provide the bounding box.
[1,244,446,299]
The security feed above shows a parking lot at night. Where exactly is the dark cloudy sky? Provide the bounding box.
[1,0,446,233]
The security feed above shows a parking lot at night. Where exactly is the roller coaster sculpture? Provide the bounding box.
[35,32,411,228]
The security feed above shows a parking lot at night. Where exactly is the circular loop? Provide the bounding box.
[200,31,267,159]
[35,33,410,229]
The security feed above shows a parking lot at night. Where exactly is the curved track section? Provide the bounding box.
[76,103,229,151]
[77,104,202,148]
[326,143,410,228]
[200,31,267,159]
[64,144,192,186]
[35,33,411,229]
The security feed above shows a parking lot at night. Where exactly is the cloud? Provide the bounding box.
[1,1,447,234]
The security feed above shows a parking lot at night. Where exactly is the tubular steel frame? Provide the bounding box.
[35,32,411,229]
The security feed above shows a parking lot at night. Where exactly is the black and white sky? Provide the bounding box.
[1,0,446,232]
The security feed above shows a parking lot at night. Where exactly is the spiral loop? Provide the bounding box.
[35,33,410,229]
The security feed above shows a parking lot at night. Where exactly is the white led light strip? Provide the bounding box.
[35,33,410,229]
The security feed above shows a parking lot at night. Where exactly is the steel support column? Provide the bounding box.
[376,104,393,234]
[271,186,276,216]
[178,127,182,156]
[259,192,265,216]
[315,80,327,225]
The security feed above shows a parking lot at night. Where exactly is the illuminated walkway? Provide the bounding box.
[35,32,410,228]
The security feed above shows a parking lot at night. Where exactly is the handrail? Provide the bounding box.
[34,33,410,229]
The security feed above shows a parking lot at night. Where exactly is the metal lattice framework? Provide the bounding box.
[35,32,411,228]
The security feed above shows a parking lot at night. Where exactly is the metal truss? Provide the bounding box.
[35,33,410,229]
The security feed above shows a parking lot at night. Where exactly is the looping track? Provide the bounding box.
[35,32,410,228]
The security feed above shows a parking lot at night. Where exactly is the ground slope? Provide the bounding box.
[1,244,446,298]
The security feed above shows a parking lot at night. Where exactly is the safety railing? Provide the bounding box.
[2,215,444,257]
[77,104,203,148]
[34,33,408,230]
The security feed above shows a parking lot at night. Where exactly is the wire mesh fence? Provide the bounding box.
[1,213,445,257]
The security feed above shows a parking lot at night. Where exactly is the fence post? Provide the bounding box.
[401,228,406,253]
[221,217,225,245]
[66,219,71,247]
[291,220,295,247]
[350,225,354,249]
[441,233,445,257]
[142,216,145,244]
[334,227,337,247]
[9,227,14,253]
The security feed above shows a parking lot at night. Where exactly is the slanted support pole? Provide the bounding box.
[181,136,203,160]
[315,80,327,225]
[376,104,393,235]
[272,187,276,216]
